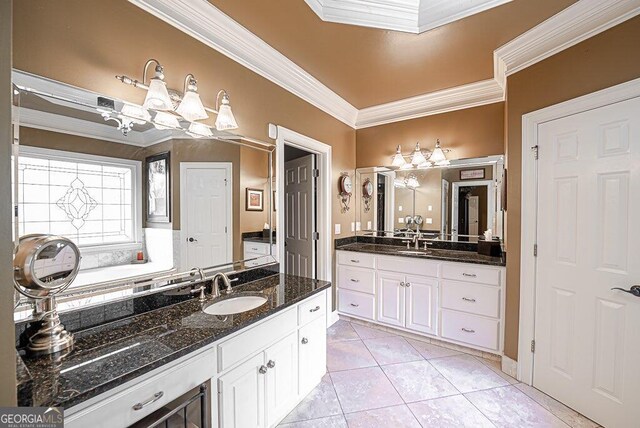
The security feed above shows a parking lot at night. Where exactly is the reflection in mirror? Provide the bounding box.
[356,156,504,242]
[12,71,275,315]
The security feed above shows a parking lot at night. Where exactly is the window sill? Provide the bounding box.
[80,242,143,255]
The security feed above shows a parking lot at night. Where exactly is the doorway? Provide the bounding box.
[179,162,232,270]
[451,180,493,241]
[520,81,640,427]
[275,126,332,283]
[283,146,317,278]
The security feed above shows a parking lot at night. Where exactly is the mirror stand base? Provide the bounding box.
[27,297,74,356]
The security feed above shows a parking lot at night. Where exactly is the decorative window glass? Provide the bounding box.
[15,148,140,247]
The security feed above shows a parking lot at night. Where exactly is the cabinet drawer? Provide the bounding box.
[337,251,375,268]
[440,310,499,351]
[338,266,376,294]
[218,307,296,372]
[298,292,326,326]
[338,289,375,320]
[441,280,500,318]
[66,348,216,428]
[244,241,270,255]
[377,256,439,278]
[441,263,501,286]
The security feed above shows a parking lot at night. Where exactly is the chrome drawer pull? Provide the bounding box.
[462,297,476,302]
[309,305,321,312]
[461,328,475,333]
[251,247,259,251]
[301,337,309,344]
[133,391,164,411]
[462,273,477,278]
[350,303,360,307]
[350,279,360,283]
[350,259,360,263]
[259,365,268,374]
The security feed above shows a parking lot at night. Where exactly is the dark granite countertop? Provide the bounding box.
[336,243,505,266]
[17,274,330,409]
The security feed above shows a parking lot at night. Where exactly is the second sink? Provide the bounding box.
[203,295,268,315]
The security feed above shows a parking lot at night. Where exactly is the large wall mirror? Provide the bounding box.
[12,71,275,317]
[356,155,504,242]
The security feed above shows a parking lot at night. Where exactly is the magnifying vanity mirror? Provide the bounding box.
[355,155,505,242]
[12,71,276,320]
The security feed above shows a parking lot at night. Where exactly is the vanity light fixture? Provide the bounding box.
[187,122,214,138]
[120,103,151,123]
[214,90,238,131]
[391,145,406,168]
[152,111,180,130]
[116,58,239,132]
[406,175,420,189]
[175,74,208,122]
[429,139,450,166]
[410,142,428,166]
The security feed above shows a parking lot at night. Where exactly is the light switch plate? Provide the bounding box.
[335,224,341,235]
[351,222,355,232]
[399,218,404,224]
[426,218,433,224]
[367,221,372,230]
[356,222,361,231]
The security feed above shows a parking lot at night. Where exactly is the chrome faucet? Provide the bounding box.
[212,272,233,297]
[412,232,422,249]
[190,268,207,301]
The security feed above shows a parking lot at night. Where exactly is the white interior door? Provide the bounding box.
[441,179,450,237]
[534,96,640,428]
[181,163,231,270]
[284,154,315,278]
[467,195,479,241]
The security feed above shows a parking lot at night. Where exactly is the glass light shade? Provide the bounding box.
[215,104,238,131]
[143,78,173,111]
[152,111,180,130]
[120,103,151,124]
[406,176,420,189]
[410,143,427,166]
[400,162,414,170]
[187,122,214,138]
[175,91,208,122]
[391,145,406,168]
[393,178,406,188]
[429,140,448,165]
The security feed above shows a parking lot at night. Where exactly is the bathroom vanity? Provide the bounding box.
[17,273,330,428]
[336,243,505,354]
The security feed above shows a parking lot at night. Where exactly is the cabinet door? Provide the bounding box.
[218,354,266,428]
[405,275,438,335]
[298,316,327,394]
[265,332,299,427]
[376,272,405,327]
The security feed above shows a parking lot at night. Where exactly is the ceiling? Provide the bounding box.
[208,0,577,108]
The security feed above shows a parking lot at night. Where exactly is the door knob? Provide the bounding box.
[611,285,640,297]
[188,237,197,242]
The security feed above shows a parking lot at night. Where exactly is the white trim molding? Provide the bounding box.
[128,0,640,129]
[304,0,511,34]
[356,79,504,129]
[494,0,640,88]
[518,77,640,385]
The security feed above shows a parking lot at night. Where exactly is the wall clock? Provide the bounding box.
[362,178,373,212]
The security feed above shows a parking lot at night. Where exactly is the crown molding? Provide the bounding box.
[355,79,504,129]
[304,0,511,34]
[494,0,640,88]
[128,0,358,127]
[127,0,640,130]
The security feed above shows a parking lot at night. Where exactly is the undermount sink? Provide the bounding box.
[397,250,430,255]
[203,295,268,315]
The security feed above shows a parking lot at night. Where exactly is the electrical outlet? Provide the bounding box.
[334,224,341,235]
[356,222,361,231]
[351,222,355,232]
[426,218,433,224]
[428,205,433,211]
[398,218,404,224]
[367,221,372,230]
[398,205,403,212]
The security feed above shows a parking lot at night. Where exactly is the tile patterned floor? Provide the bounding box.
[278,320,599,428]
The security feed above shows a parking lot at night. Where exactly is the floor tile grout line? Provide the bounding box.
[326,367,348,421]
[513,384,592,428]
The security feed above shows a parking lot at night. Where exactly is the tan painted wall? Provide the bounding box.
[0,0,16,405]
[504,16,640,360]
[12,0,356,257]
[356,103,505,167]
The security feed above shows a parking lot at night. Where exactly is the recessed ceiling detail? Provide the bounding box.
[304,0,512,33]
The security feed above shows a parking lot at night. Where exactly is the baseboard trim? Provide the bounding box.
[327,310,339,327]
[501,354,518,380]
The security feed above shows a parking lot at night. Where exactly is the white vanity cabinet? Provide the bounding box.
[244,241,278,266]
[337,250,505,355]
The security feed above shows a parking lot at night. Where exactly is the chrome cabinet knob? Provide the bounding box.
[301,337,309,345]
[267,360,276,368]
[259,365,268,374]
